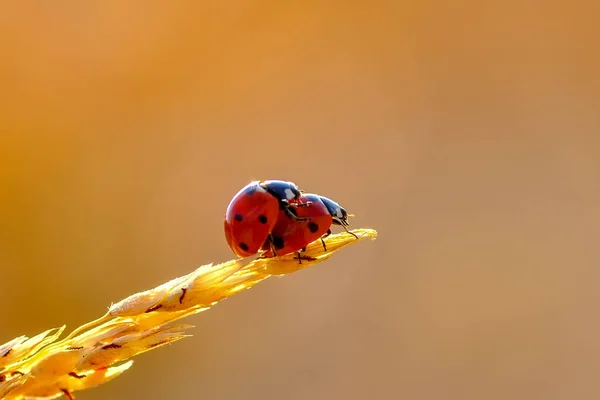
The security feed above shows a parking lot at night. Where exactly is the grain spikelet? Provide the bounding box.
[0,229,377,399]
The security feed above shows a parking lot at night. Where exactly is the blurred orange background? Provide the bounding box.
[1,1,599,399]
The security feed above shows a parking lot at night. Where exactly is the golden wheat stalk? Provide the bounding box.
[0,229,377,400]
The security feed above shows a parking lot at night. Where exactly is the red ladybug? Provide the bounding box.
[224,180,308,257]
[261,193,358,262]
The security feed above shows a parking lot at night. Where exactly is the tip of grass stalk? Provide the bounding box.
[0,228,377,399]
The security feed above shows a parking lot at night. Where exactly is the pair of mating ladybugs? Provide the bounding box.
[224,180,358,262]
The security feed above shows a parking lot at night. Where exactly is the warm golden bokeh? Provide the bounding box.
[1,1,599,399]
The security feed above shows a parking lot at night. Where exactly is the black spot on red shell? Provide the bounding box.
[258,215,268,224]
[272,236,285,249]
[308,222,319,233]
[234,214,243,222]
[239,242,249,251]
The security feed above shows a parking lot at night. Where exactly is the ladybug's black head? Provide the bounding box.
[319,195,350,227]
[260,180,302,204]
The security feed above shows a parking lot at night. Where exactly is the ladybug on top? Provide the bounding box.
[223,180,357,262]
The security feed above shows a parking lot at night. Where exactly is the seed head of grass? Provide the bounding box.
[0,228,377,399]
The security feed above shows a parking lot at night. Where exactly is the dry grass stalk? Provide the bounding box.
[0,228,377,399]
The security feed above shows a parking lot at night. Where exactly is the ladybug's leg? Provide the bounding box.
[330,217,358,239]
[280,200,311,221]
[284,206,310,222]
[292,201,312,208]
[295,246,307,265]
[319,229,331,252]
[337,223,359,239]
[267,234,278,257]
[294,247,317,264]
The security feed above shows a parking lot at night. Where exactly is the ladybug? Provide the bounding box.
[224,180,309,258]
[261,193,358,262]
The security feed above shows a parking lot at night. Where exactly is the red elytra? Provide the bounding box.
[260,193,355,260]
[223,180,304,258]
